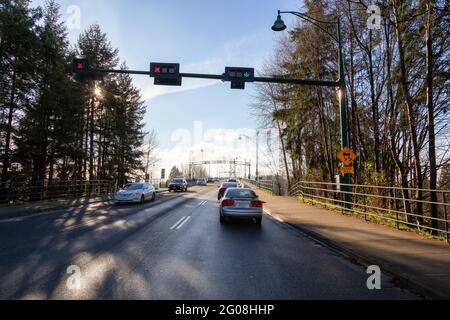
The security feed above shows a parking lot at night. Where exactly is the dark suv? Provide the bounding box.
[168,178,188,192]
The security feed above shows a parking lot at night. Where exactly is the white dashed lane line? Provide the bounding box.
[169,199,210,231]
[176,216,191,230]
[170,216,188,230]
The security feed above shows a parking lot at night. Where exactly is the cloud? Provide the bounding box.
[141,78,221,101]
[146,123,282,178]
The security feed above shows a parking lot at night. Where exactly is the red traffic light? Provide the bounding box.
[71,58,104,82]
[150,63,180,78]
[72,58,89,73]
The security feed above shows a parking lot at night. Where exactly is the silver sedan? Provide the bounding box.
[219,188,264,225]
[114,182,156,204]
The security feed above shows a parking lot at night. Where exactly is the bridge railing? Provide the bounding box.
[0,180,113,205]
[241,179,275,193]
[288,180,450,243]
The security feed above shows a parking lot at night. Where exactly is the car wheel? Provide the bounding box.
[140,195,145,204]
[151,192,156,202]
[220,215,226,224]
[255,217,262,226]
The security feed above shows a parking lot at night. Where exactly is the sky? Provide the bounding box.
[31,0,304,178]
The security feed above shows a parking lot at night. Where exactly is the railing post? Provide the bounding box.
[395,188,400,230]
[363,190,367,222]
[443,192,449,244]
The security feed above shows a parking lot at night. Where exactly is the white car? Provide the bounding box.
[114,182,156,204]
[197,178,207,186]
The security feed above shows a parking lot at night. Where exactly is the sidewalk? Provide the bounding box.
[0,189,168,220]
[252,188,450,299]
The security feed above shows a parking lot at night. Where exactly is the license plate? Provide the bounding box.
[235,201,250,208]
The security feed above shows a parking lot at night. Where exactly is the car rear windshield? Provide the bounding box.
[222,183,238,188]
[172,179,184,183]
[125,184,144,190]
[226,189,256,199]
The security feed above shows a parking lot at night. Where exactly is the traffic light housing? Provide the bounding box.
[71,58,104,82]
[225,67,255,90]
[150,62,182,86]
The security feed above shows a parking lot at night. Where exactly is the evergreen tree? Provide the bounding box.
[15,0,74,182]
[0,0,41,185]
[102,64,146,187]
[76,24,119,181]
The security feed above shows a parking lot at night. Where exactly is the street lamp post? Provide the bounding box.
[256,131,260,184]
[189,150,194,180]
[272,10,351,209]
[239,131,260,182]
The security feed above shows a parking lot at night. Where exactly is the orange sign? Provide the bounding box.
[340,166,355,175]
[337,147,357,166]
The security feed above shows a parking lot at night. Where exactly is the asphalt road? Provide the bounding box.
[0,185,419,299]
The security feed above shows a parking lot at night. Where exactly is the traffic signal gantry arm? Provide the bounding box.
[71,59,340,89]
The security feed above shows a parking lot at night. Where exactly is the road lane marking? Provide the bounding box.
[170,216,187,230]
[199,200,207,206]
[176,216,191,229]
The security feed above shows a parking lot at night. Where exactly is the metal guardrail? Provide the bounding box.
[0,180,113,205]
[0,178,200,206]
[241,179,275,193]
[243,178,450,242]
[288,180,450,243]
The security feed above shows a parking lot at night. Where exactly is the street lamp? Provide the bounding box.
[272,13,287,31]
[272,10,351,209]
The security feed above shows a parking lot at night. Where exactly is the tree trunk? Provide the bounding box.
[89,96,95,182]
[275,119,291,191]
[392,0,424,225]
[1,69,17,185]
[368,29,381,173]
[425,0,438,233]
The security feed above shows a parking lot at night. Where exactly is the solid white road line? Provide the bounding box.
[170,216,187,230]
[176,216,191,229]
[264,209,284,223]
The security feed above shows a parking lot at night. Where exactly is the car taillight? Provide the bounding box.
[222,200,235,207]
[251,200,264,208]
